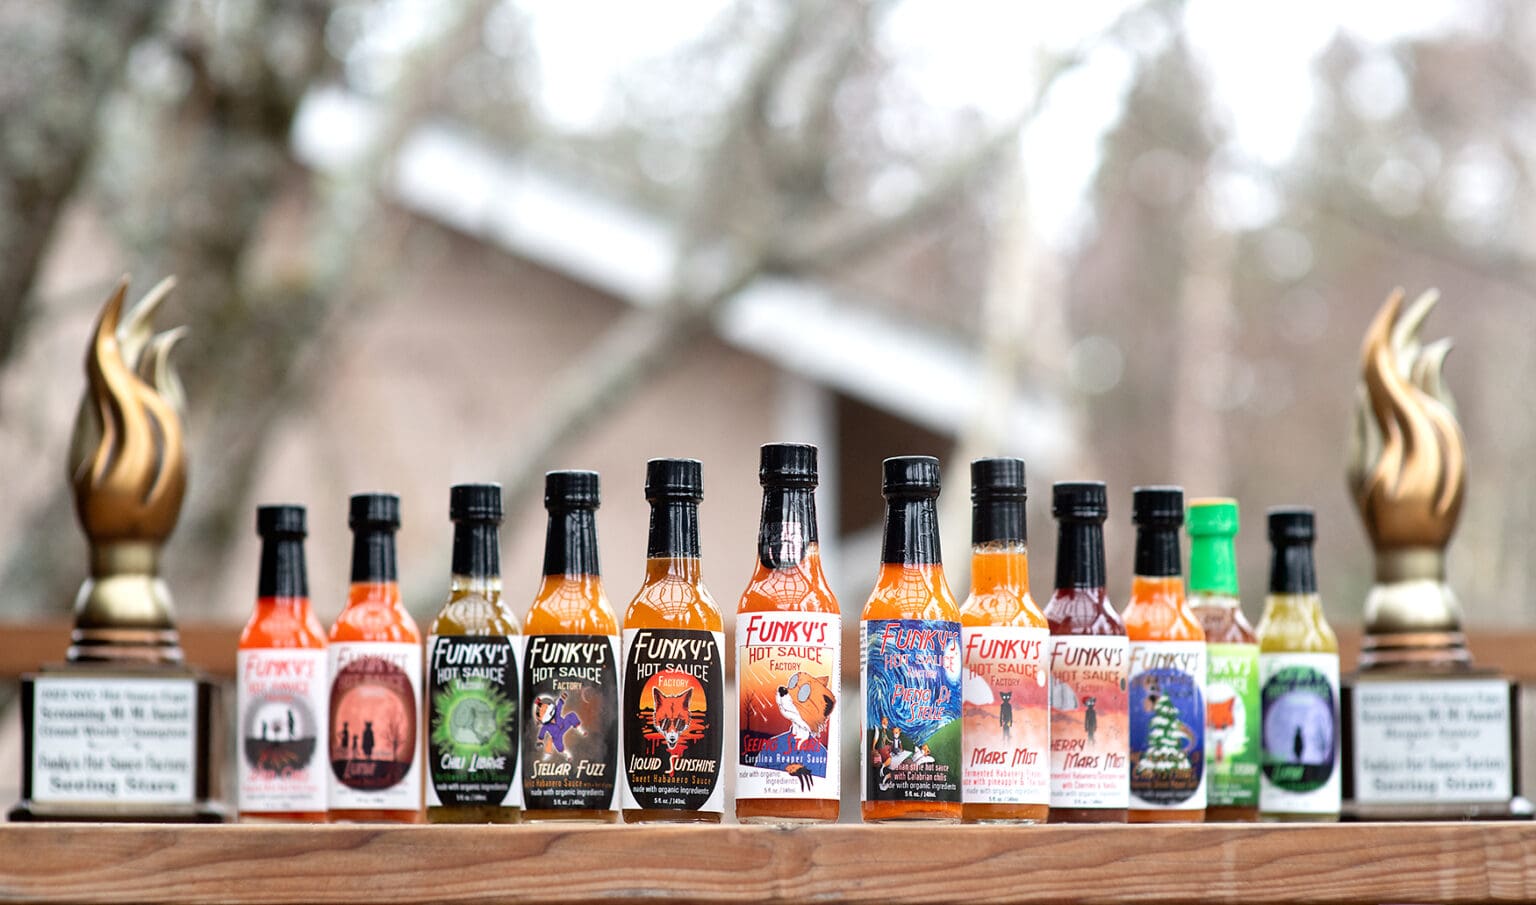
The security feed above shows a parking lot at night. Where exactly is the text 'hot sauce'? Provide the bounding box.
[621,459,726,822]
[328,493,423,823]
[522,471,620,823]
[862,456,963,823]
[1125,487,1206,823]
[960,458,1049,824]
[736,444,841,824]
[238,505,327,822]
[1045,482,1129,823]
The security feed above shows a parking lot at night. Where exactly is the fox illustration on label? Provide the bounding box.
[748,671,836,791]
[652,687,695,757]
[1207,696,1237,763]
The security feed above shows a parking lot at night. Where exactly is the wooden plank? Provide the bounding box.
[0,822,1535,905]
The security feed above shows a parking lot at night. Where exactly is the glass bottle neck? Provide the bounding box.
[258,536,308,600]
[758,486,819,570]
[1134,526,1182,578]
[1189,534,1239,596]
[647,499,701,560]
[1055,520,1107,590]
[1270,543,1318,595]
[349,530,398,585]
[972,497,1026,547]
[881,496,941,566]
[971,541,1029,593]
[544,507,599,578]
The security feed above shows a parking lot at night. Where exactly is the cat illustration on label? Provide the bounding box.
[532,692,586,760]
[750,671,835,791]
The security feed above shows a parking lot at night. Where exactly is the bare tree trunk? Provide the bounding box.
[0,0,160,369]
[1168,187,1236,496]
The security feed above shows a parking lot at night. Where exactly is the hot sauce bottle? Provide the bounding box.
[1044,481,1129,824]
[861,456,963,823]
[960,458,1049,825]
[621,459,726,823]
[328,493,423,823]
[1125,486,1206,824]
[426,484,521,824]
[736,443,841,824]
[522,470,620,824]
[1188,498,1260,822]
[1256,507,1340,822]
[238,505,328,822]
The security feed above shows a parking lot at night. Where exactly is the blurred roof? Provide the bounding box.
[292,86,1071,471]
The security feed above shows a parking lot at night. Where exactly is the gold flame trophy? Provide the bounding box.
[11,278,222,822]
[1342,289,1520,820]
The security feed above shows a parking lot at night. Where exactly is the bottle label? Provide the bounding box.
[425,635,522,809]
[961,625,1049,806]
[1129,640,1207,810]
[237,648,328,813]
[736,612,841,802]
[1206,642,1261,809]
[327,641,422,811]
[620,628,726,812]
[521,634,620,812]
[1048,635,1130,809]
[1259,652,1340,814]
[861,619,963,804]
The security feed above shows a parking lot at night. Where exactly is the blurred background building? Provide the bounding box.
[1,0,1533,635]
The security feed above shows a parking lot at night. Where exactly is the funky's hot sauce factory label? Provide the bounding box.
[863,619,963,803]
[426,635,521,808]
[522,634,619,810]
[621,628,726,812]
[328,642,421,809]
[737,612,840,800]
[962,626,1049,805]
[1049,635,1130,808]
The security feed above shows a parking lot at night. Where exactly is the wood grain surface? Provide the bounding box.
[1,822,1535,904]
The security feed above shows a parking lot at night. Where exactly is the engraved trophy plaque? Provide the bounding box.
[11,278,222,822]
[1341,289,1520,820]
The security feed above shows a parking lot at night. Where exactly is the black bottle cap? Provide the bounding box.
[545,470,600,508]
[882,455,941,497]
[1053,481,1108,519]
[645,458,703,502]
[1268,506,1316,543]
[971,457,1026,500]
[760,443,818,487]
[349,492,400,530]
[450,483,503,522]
[256,504,306,537]
[1132,486,1184,525]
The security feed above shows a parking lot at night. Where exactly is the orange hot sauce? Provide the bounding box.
[862,457,963,824]
[961,458,1050,825]
[237,505,328,822]
[522,471,621,823]
[1124,486,1207,824]
[620,459,726,823]
[736,444,841,825]
[327,493,423,824]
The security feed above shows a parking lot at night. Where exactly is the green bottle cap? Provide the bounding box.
[1188,498,1239,595]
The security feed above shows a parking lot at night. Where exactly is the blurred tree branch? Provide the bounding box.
[0,0,160,370]
[476,0,1158,571]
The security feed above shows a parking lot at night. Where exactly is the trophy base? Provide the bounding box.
[11,661,225,823]
[1342,664,1523,821]
[1357,630,1471,671]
